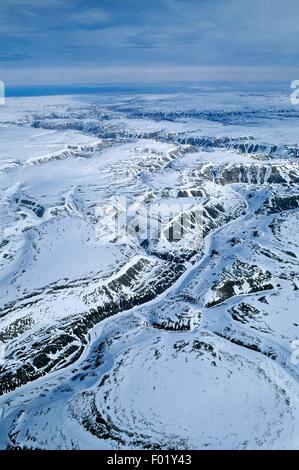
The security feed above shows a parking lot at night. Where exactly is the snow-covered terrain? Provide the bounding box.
[0,87,298,449]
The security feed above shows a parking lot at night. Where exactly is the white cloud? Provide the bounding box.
[70,8,110,25]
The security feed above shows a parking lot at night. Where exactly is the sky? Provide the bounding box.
[0,0,299,86]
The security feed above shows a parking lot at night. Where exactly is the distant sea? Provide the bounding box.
[5,81,289,98]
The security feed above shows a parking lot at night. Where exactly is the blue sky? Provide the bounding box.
[0,0,299,85]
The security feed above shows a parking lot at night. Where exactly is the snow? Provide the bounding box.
[0,88,298,449]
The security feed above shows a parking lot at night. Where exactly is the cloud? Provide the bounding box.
[1,65,299,86]
[0,0,299,84]
[0,53,31,62]
[70,8,110,26]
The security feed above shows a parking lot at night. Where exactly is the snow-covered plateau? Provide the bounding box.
[0,88,298,449]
